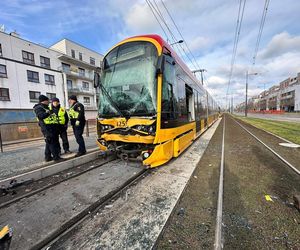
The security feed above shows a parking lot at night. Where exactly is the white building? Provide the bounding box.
[0,31,103,123]
[50,39,103,112]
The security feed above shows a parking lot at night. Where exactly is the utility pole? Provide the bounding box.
[245,71,248,117]
[245,71,258,117]
[192,69,206,85]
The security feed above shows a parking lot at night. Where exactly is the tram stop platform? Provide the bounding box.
[0,132,99,181]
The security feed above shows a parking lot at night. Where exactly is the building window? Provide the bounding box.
[22,50,35,64]
[67,79,73,89]
[29,91,41,102]
[79,52,83,61]
[45,74,55,85]
[90,57,95,65]
[27,70,39,83]
[0,44,2,57]
[46,92,56,100]
[62,63,70,73]
[0,88,10,101]
[83,96,90,105]
[78,68,85,77]
[71,49,75,58]
[0,64,7,77]
[82,81,89,90]
[40,56,50,68]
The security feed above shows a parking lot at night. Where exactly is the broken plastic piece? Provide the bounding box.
[265,195,274,202]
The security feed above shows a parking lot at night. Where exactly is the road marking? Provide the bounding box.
[214,116,225,250]
[232,117,300,176]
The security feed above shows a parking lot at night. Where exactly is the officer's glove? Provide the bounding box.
[75,120,80,126]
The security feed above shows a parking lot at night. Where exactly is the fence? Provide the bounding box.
[0,119,97,153]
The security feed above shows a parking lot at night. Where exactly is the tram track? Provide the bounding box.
[0,155,147,250]
[0,155,117,209]
[220,114,300,249]
[34,167,149,250]
[156,113,299,249]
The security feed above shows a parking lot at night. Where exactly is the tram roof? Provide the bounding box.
[124,34,206,93]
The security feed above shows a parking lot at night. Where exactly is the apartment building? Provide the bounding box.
[50,39,103,111]
[236,72,300,112]
[0,31,103,123]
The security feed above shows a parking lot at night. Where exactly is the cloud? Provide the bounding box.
[259,32,300,60]
[189,36,211,52]
[124,2,158,33]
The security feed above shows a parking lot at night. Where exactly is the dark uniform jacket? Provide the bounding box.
[70,102,86,126]
[33,103,57,136]
[33,103,51,128]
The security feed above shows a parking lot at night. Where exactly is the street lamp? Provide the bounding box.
[245,71,258,117]
[170,40,184,46]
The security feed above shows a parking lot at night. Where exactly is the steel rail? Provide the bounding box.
[0,156,117,209]
[32,168,149,250]
[214,116,225,250]
[232,116,300,175]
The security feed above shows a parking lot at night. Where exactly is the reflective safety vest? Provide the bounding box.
[43,106,58,125]
[49,106,66,125]
[68,103,79,119]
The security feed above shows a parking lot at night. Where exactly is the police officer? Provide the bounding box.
[68,95,86,157]
[33,95,61,162]
[51,97,71,154]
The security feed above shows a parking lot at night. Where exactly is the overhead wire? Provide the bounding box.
[226,0,247,97]
[145,0,186,60]
[160,0,202,71]
[252,0,270,66]
[145,0,170,41]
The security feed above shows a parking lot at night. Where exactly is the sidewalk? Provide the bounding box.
[0,132,98,180]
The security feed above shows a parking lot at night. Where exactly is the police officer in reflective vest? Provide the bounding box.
[33,95,61,162]
[68,95,86,157]
[51,97,71,154]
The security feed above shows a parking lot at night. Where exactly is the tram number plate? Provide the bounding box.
[117,120,126,127]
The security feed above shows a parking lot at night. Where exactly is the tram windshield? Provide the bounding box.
[98,41,158,118]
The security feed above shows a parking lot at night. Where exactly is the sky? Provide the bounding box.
[1,0,300,108]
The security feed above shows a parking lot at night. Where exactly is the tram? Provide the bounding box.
[94,34,219,167]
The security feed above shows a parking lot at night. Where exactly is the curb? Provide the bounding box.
[0,149,101,188]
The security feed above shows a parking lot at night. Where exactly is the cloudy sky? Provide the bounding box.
[1,0,300,107]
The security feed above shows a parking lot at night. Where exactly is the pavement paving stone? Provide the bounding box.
[0,133,98,179]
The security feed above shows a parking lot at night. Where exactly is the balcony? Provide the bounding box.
[59,66,94,81]
[67,86,95,95]
[57,54,97,69]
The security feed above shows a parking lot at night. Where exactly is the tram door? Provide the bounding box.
[185,84,195,122]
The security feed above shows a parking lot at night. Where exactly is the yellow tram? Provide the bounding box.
[94,34,219,167]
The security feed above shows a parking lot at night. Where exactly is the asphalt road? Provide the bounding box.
[235,112,300,123]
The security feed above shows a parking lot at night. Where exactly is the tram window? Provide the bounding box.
[162,57,178,119]
[185,84,195,121]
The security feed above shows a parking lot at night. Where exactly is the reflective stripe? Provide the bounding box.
[58,107,66,125]
[49,106,66,125]
[68,103,79,119]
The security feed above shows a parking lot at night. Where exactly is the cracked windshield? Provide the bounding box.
[99,41,157,117]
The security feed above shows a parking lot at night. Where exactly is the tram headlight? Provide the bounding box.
[132,124,156,135]
[101,124,114,132]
